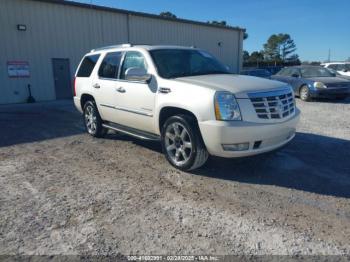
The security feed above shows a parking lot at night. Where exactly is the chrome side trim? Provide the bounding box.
[100,104,153,117]
[248,87,292,98]
[100,104,115,109]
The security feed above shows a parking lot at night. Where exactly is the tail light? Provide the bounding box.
[73,77,76,96]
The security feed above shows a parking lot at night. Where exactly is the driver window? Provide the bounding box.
[290,68,300,77]
[120,51,147,80]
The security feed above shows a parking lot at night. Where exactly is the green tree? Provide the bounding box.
[243,32,248,40]
[243,50,250,62]
[249,51,264,63]
[160,11,177,19]
[286,54,300,63]
[263,33,297,62]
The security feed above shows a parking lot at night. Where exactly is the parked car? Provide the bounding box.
[265,66,284,75]
[271,66,350,101]
[321,62,350,77]
[327,68,350,81]
[240,69,272,78]
[74,44,300,170]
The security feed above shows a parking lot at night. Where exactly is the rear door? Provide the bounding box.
[113,51,156,133]
[92,51,123,123]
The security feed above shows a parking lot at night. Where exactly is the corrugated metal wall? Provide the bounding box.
[0,0,243,104]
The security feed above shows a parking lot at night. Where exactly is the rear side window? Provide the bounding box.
[98,52,123,79]
[77,54,100,77]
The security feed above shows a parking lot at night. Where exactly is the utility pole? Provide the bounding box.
[328,48,331,62]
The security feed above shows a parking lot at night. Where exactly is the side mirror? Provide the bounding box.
[291,73,300,78]
[125,67,152,83]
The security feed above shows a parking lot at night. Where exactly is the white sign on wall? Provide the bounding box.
[7,61,30,78]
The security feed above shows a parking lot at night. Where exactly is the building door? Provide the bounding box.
[52,58,72,99]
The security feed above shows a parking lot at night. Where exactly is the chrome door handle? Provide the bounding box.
[116,87,126,93]
[93,83,100,89]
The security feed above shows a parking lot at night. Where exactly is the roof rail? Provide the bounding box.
[90,43,132,52]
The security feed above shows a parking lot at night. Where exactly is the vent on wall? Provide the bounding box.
[17,24,27,31]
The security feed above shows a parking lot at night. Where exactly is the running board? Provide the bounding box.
[102,122,160,141]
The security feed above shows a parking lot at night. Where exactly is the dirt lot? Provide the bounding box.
[0,98,349,256]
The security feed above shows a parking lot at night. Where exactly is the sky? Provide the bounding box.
[73,0,350,62]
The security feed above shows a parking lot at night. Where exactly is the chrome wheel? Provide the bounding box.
[84,105,97,134]
[165,122,192,165]
[300,86,309,101]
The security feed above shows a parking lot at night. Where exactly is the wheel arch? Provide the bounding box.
[80,93,95,109]
[158,106,199,134]
[298,83,309,95]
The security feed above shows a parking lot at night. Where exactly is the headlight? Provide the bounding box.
[314,82,327,88]
[214,91,242,121]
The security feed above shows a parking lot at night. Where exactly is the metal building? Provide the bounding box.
[0,0,245,104]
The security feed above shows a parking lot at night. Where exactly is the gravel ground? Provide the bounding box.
[0,98,349,256]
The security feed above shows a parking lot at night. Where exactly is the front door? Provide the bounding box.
[52,59,72,99]
[114,51,156,133]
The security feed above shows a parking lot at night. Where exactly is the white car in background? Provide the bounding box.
[321,62,350,77]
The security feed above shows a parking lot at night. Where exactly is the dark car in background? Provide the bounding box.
[240,68,272,78]
[271,66,350,101]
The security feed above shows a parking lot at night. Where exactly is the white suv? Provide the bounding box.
[74,44,300,170]
[321,62,350,77]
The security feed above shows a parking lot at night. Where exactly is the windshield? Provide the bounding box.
[150,49,230,78]
[300,67,335,78]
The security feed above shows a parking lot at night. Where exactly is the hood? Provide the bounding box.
[308,76,350,84]
[172,74,288,98]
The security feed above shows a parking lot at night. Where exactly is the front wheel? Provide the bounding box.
[299,85,311,101]
[161,115,208,171]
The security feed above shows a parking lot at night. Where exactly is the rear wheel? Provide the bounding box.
[161,115,208,171]
[299,85,311,101]
[83,100,107,137]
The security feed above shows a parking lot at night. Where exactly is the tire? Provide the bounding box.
[83,100,107,138]
[299,85,311,101]
[161,115,208,171]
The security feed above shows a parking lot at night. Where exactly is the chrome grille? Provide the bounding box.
[249,88,295,120]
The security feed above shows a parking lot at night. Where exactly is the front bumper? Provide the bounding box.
[310,88,350,98]
[198,109,300,158]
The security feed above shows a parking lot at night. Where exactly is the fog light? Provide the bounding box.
[222,142,249,151]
